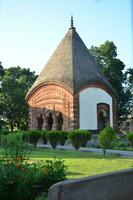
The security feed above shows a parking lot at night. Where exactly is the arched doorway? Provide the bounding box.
[97,103,110,130]
[37,113,43,130]
[98,110,107,130]
[46,112,53,130]
[55,112,63,130]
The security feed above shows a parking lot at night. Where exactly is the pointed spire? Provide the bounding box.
[70,15,75,30]
[71,15,74,28]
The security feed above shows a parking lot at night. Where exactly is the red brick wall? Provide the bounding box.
[27,83,76,131]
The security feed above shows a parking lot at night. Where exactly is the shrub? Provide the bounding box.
[112,136,129,150]
[0,162,41,200]
[1,133,31,164]
[41,131,47,145]
[58,131,68,146]
[0,132,67,200]
[46,131,59,149]
[39,159,67,192]
[0,130,10,135]
[69,130,91,150]
[28,130,41,147]
[98,126,116,155]
[0,134,42,200]
[80,130,91,147]
[126,132,133,148]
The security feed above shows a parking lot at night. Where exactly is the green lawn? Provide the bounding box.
[0,147,133,179]
[30,148,133,179]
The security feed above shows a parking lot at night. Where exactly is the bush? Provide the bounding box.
[0,130,10,135]
[126,132,133,148]
[0,162,41,200]
[41,131,47,145]
[80,130,91,147]
[58,131,68,146]
[38,159,67,192]
[69,130,91,150]
[98,126,116,155]
[46,131,59,149]
[0,132,67,199]
[1,133,30,164]
[0,134,42,200]
[112,136,129,150]
[27,130,41,147]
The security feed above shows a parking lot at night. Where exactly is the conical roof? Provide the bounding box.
[26,22,116,99]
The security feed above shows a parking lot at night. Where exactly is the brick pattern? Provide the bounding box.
[27,84,75,131]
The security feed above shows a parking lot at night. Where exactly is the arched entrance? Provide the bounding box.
[97,103,110,130]
[37,113,43,130]
[98,110,107,130]
[46,112,53,130]
[55,112,63,130]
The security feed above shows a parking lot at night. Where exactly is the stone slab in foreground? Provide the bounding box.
[48,168,133,200]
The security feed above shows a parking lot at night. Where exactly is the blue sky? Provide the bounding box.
[0,0,132,74]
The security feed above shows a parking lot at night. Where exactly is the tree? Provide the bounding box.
[0,62,4,78]
[0,66,36,131]
[124,68,133,115]
[0,62,5,129]
[98,126,116,155]
[90,41,132,122]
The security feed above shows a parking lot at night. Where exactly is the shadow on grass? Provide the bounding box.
[67,171,83,176]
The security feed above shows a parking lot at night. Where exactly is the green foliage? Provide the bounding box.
[0,130,10,135]
[80,130,91,147]
[35,194,47,200]
[0,162,41,200]
[58,131,68,146]
[41,131,48,144]
[46,131,60,149]
[112,136,129,150]
[0,132,67,199]
[0,134,42,200]
[28,130,41,147]
[126,132,133,148]
[90,41,132,121]
[1,132,30,164]
[39,159,67,192]
[98,126,116,155]
[0,65,36,131]
[69,130,91,150]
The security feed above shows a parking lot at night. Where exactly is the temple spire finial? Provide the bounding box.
[70,15,75,30]
[71,15,74,28]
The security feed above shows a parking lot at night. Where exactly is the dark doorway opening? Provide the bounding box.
[98,111,107,130]
[97,103,110,130]
[46,112,53,130]
[55,112,63,130]
[37,114,43,130]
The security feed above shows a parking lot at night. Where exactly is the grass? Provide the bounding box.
[0,147,133,179]
[30,148,133,179]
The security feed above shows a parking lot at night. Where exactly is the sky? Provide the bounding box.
[0,0,132,74]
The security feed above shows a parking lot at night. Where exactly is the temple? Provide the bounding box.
[26,18,117,131]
